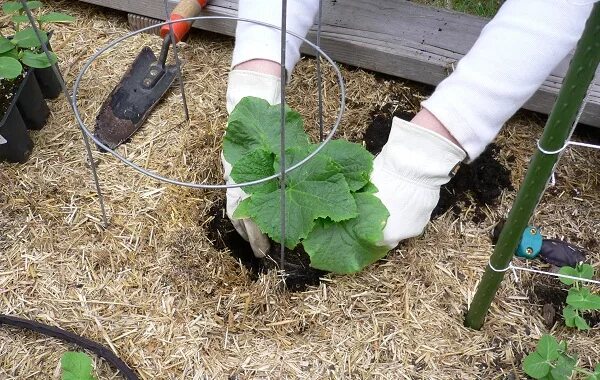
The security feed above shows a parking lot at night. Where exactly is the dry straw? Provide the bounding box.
[1,1,599,379]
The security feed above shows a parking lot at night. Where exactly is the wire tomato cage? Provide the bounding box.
[30,0,343,272]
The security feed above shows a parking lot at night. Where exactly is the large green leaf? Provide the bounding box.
[0,56,23,79]
[230,149,278,194]
[0,36,14,54]
[304,192,389,273]
[233,146,357,248]
[61,352,95,380]
[20,49,57,68]
[12,27,48,48]
[224,96,310,166]
[567,288,600,311]
[316,140,373,191]
[39,11,75,23]
[2,1,22,13]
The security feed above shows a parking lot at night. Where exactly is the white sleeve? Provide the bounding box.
[232,0,320,75]
[421,0,595,160]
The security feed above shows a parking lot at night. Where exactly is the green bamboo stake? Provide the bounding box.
[464,3,600,330]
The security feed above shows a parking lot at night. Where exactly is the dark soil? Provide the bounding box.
[526,274,600,329]
[206,200,326,292]
[0,75,24,117]
[365,101,513,223]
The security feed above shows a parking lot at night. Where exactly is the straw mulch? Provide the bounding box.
[1,2,599,379]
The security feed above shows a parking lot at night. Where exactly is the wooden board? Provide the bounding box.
[75,0,600,127]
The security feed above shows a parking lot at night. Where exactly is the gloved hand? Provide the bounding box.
[371,117,466,249]
[222,69,282,258]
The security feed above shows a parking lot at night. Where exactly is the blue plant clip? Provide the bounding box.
[516,226,543,259]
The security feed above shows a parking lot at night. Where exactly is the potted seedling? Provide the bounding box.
[0,1,73,162]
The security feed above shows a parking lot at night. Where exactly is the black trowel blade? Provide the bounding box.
[94,46,177,150]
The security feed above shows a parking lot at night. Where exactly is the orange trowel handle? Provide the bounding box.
[160,0,209,42]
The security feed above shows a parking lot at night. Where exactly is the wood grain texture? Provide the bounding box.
[76,0,600,126]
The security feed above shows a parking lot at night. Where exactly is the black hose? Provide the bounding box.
[0,315,139,380]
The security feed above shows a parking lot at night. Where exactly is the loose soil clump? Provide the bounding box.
[365,101,513,222]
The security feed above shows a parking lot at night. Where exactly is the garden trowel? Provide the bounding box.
[94,0,208,149]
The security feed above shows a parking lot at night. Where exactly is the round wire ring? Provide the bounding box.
[72,16,346,190]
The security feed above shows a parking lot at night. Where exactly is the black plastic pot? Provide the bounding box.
[18,69,50,130]
[0,34,62,163]
[0,73,35,163]
[35,65,63,99]
[34,38,62,99]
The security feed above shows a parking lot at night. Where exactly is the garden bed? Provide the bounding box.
[1,1,599,379]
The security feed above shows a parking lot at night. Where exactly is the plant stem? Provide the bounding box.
[464,3,600,330]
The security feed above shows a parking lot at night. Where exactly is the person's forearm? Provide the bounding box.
[232,0,320,76]
[420,0,595,160]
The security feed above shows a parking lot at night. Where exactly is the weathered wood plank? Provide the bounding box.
[75,0,600,127]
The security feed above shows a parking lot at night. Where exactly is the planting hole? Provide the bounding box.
[206,200,327,292]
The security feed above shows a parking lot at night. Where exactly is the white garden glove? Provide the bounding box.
[222,70,282,258]
[371,117,466,249]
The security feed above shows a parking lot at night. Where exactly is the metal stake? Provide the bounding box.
[280,0,288,270]
[316,0,324,142]
[20,0,108,227]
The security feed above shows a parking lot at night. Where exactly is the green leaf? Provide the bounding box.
[567,288,600,311]
[12,27,48,48]
[0,48,19,59]
[316,140,373,191]
[230,149,277,194]
[233,146,357,248]
[304,192,389,273]
[563,305,577,328]
[0,37,14,54]
[574,314,590,331]
[224,96,310,166]
[559,266,580,286]
[38,11,75,23]
[12,14,30,24]
[358,181,378,193]
[523,352,552,379]
[61,352,95,380]
[26,1,44,10]
[0,56,23,79]
[2,2,22,13]
[538,335,560,361]
[576,263,594,280]
[549,353,576,380]
[20,49,56,68]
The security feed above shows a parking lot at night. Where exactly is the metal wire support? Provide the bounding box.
[72,16,346,190]
[163,0,191,121]
[19,0,109,227]
[279,0,288,270]
[316,0,324,142]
